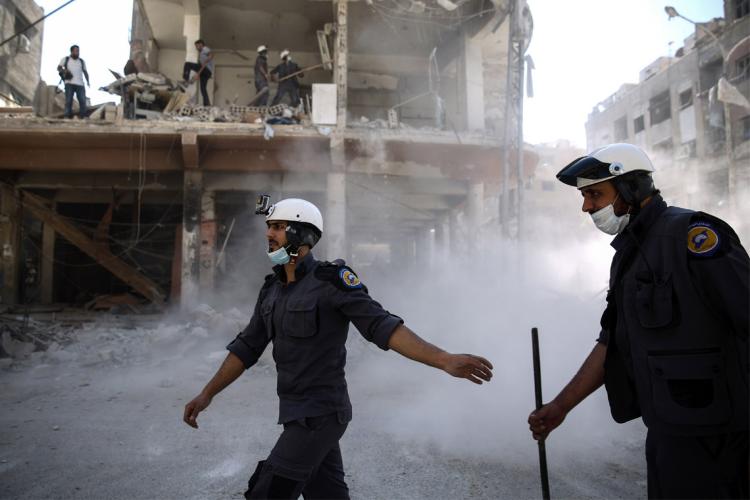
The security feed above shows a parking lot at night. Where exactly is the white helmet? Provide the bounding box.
[267,198,323,252]
[557,143,655,189]
[267,198,323,233]
[280,49,290,59]
[257,45,267,53]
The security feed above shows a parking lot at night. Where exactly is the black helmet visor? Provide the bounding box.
[556,156,612,187]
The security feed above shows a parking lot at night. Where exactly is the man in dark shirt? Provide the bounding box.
[253,45,270,106]
[270,49,302,107]
[184,198,494,499]
[527,143,749,499]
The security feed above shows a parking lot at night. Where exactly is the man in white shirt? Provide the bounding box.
[57,45,90,119]
[182,39,214,106]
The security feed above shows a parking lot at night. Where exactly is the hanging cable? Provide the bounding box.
[0,0,77,48]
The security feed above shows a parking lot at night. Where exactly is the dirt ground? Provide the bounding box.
[0,311,647,500]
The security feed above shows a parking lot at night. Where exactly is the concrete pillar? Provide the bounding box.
[0,185,20,305]
[183,14,200,62]
[434,217,449,265]
[41,204,56,304]
[694,94,707,159]
[463,36,485,131]
[181,170,202,308]
[325,1,348,261]
[334,0,348,128]
[467,181,484,235]
[448,210,461,259]
[199,191,216,295]
[391,234,416,271]
[326,170,346,260]
[421,227,436,270]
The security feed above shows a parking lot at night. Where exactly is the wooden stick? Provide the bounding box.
[276,63,324,83]
[532,327,551,500]
[247,86,269,106]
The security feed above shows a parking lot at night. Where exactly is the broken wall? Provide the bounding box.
[0,0,44,105]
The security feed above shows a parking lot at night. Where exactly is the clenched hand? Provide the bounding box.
[183,392,212,429]
[528,401,566,440]
[442,354,494,384]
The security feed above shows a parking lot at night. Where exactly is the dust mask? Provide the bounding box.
[267,246,291,265]
[590,195,630,235]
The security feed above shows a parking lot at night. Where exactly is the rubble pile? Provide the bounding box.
[101,72,183,98]
[0,304,251,371]
[172,103,299,123]
[100,72,306,124]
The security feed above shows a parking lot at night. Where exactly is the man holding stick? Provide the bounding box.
[528,143,748,499]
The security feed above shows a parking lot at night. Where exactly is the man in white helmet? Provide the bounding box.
[528,143,749,499]
[253,45,270,106]
[270,49,303,107]
[184,197,494,499]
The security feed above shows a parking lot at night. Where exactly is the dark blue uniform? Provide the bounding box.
[598,194,749,499]
[253,55,269,106]
[227,252,403,499]
[270,60,302,107]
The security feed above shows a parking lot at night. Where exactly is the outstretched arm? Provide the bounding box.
[528,342,606,440]
[183,352,245,428]
[387,324,493,385]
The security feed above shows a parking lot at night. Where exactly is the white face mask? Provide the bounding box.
[591,203,630,235]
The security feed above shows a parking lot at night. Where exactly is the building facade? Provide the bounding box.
[0,0,44,106]
[585,0,749,214]
[0,0,536,307]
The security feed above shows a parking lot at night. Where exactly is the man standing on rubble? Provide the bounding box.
[182,39,214,106]
[528,143,749,499]
[184,197,494,499]
[270,50,302,107]
[253,45,270,106]
[57,45,90,119]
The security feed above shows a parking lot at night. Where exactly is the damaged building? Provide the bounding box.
[0,0,535,310]
[586,0,749,216]
[0,0,44,107]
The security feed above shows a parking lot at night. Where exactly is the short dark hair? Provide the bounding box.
[194,39,204,45]
[70,44,79,52]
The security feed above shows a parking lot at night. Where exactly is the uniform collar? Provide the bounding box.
[611,194,667,251]
[273,251,316,283]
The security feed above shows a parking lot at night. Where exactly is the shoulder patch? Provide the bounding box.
[314,262,366,292]
[339,267,363,289]
[687,222,720,257]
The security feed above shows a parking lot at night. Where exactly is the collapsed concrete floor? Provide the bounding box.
[1,240,648,499]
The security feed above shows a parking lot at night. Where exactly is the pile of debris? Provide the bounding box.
[0,304,251,371]
[98,71,309,125]
[168,102,303,124]
[100,72,188,119]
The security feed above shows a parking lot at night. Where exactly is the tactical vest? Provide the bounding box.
[608,207,748,436]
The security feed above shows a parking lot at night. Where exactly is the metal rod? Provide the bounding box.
[532,327,551,500]
[215,218,235,269]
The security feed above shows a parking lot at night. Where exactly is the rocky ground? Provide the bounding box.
[1,241,651,499]
[0,303,647,500]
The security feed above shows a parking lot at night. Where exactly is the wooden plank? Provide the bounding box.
[41,201,56,305]
[0,185,21,304]
[18,189,166,306]
[0,107,33,114]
